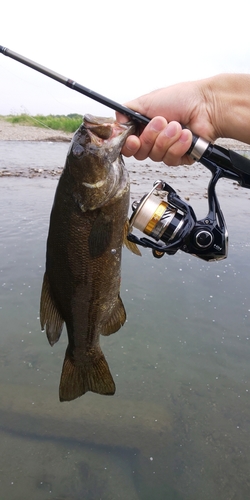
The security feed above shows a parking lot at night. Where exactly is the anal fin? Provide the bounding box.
[101,294,126,336]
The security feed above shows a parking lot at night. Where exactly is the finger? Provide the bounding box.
[132,116,168,161]
[147,121,183,162]
[123,97,150,117]
[162,129,193,166]
[116,111,130,124]
[121,135,141,157]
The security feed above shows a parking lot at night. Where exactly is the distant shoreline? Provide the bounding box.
[0,119,72,142]
[0,118,250,151]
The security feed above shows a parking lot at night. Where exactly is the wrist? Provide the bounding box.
[205,74,250,144]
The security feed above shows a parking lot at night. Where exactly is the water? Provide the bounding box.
[0,140,69,171]
[1,142,250,499]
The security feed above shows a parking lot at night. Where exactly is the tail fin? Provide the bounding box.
[59,346,115,402]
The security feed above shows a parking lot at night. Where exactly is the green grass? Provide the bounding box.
[1,113,83,133]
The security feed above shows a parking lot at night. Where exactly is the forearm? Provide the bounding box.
[201,74,250,144]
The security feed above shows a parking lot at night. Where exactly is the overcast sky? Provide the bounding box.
[1,0,250,118]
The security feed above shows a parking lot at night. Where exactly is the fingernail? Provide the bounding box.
[125,136,139,152]
[150,117,165,132]
[165,122,178,138]
[179,129,191,143]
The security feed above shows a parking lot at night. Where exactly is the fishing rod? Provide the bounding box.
[0,45,151,127]
[1,45,250,262]
[0,44,250,184]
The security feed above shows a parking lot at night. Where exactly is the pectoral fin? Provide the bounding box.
[101,294,126,336]
[40,272,64,346]
[123,219,141,256]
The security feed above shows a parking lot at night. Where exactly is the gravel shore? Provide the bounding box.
[0,119,72,142]
[1,119,250,203]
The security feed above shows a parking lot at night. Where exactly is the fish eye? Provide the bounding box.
[72,143,85,158]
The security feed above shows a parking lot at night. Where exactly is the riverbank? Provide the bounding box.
[1,118,250,151]
[0,119,72,142]
[1,120,250,204]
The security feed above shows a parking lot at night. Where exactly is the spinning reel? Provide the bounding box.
[128,143,250,261]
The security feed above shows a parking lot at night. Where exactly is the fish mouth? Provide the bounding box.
[83,114,135,144]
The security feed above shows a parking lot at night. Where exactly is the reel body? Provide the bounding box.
[128,175,227,261]
[128,147,250,261]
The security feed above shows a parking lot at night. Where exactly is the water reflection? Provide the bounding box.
[0,172,250,499]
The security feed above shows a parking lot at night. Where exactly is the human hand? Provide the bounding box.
[116,79,218,166]
[118,116,194,166]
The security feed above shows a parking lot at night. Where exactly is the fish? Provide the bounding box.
[40,115,140,402]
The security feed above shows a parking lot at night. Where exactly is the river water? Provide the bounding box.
[1,141,250,499]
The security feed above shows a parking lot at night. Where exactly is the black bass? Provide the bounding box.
[40,115,140,402]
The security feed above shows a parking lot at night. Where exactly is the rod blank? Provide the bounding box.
[0,45,150,125]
